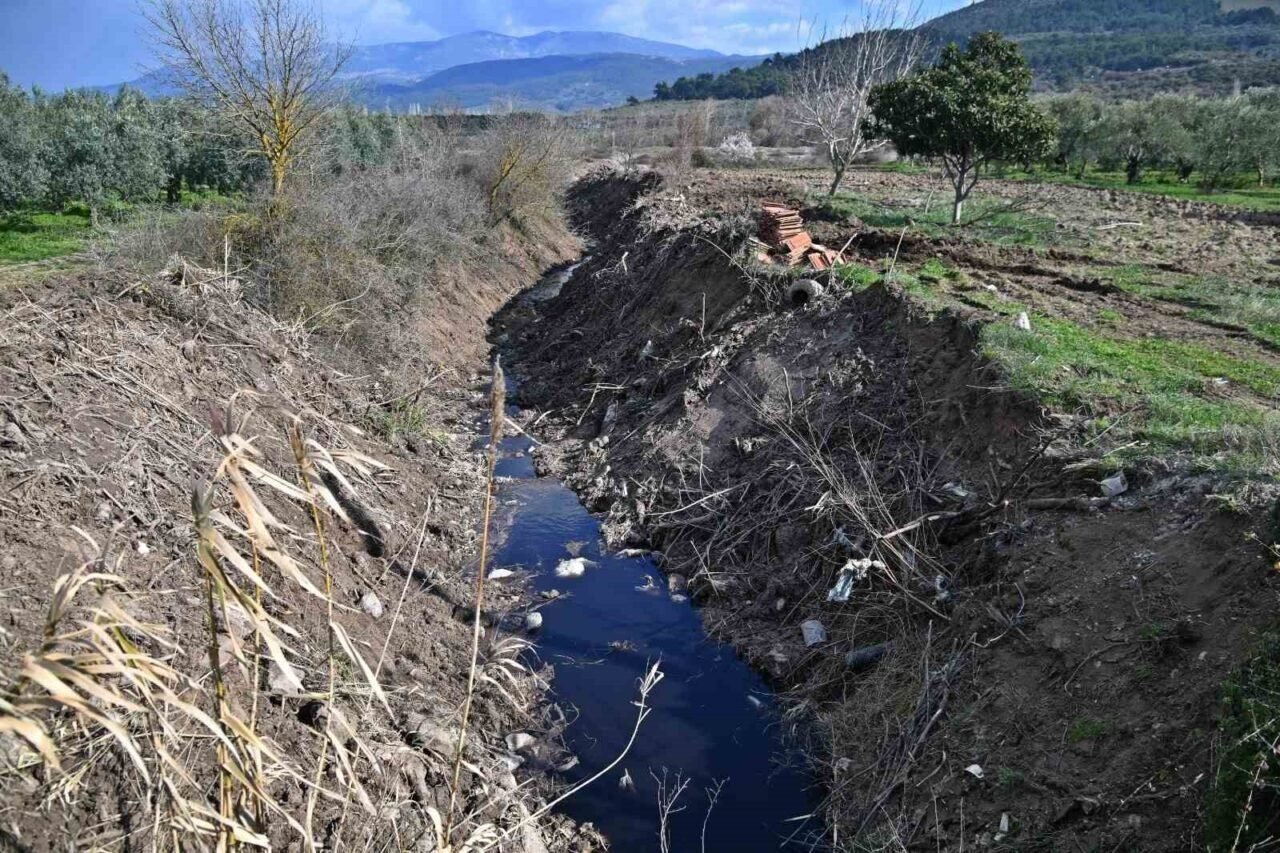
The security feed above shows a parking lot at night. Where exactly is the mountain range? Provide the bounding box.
[109,30,760,112]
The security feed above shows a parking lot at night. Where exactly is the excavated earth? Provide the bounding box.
[494,166,1280,850]
[0,228,615,850]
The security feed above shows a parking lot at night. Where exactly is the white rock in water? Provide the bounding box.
[1014,312,1032,331]
[505,732,536,753]
[359,591,384,619]
[801,619,827,647]
[555,557,588,578]
[525,611,544,632]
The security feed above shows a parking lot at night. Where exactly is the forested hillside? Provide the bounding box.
[654,0,1280,99]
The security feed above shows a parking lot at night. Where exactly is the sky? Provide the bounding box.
[0,0,969,91]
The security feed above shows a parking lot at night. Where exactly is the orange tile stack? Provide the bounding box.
[757,202,848,269]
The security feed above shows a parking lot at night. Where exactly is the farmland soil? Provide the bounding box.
[495,166,1280,850]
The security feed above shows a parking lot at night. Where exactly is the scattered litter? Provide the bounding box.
[564,540,587,557]
[556,755,580,773]
[788,278,824,307]
[964,764,985,779]
[541,589,561,600]
[525,612,543,632]
[497,753,524,771]
[617,548,656,559]
[555,557,589,578]
[827,557,885,602]
[670,594,688,603]
[619,769,636,792]
[746,694,765,710]
[801,619,827,647]
[487,568,517,581]
[844,642,892,672]
[995,812,1011,842]
[934,575,953,606]
[1014,312,1033,331]
[635,575,660,593]
[1100,472,1128,497]
[505,733,536,753]
[667,573,688,595]
[775,597,786,612]
[831,526,856,552]
[639,340,654,359]
[359,591,384,619]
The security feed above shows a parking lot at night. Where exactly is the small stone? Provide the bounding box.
[525,611,543,632]
[95,502,112,523]
[268,662,303,695]
[359,591,384,619]
[179,340,198,361]
[497,753,525,771]
[1,555,17,571]
[1013,312,1032,331]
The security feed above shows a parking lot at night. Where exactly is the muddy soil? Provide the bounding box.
[0,229,608,851]
[496,166,1280,850]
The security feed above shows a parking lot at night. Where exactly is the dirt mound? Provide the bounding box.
[497,167,1280,850]
[0,258,596,850]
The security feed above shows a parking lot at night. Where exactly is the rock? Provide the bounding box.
[359,591,385,619]
[1013,312,1032,331]
[94,502,112,523]
[844,642,892,672]
[496,752,525,771]
[525,611,543,632]
[505,732,536,753]
[1,555,17,571]
[179,339,198,361]
[268,661,303,695]
[800,619,827,648]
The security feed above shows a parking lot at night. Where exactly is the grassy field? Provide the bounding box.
[0,208,92,264]
[873,161,1280,213]
[819,191,1061,248]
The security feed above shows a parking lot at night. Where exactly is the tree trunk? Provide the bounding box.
[270,157,286,196]
[827,161,848,197]
[1259,159,1267,188]
[1125,156,1141,185]
[952,184,965,225]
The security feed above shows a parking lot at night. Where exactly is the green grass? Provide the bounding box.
[0,209,92,264]
[1013,167,1280,213]
[1066,717,1110,743]
[1204,630,1280,851]
[1106,264,1280,351]
[982,309,1280,460]
[819,191,1059,248]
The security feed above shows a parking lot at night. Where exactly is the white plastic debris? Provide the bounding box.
[1100,472,1128,498]
[801,619,827,648]
[555,557,588,578]
[525,612,543,632]
[487,568,517,581]
[497,753,524,771]
[964,764,985,779]
[827,557,885,602]
[619,769,636,792]
[746,694,765,710]
[639,340,654,359]
[556,755,580,772]
[505,733,536,752]
[135,540,152,556]
[995,813,1011,842]
[1014,312,1032,331]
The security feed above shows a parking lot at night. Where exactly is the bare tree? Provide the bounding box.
[788,2,923,196]
[147,0,351,195]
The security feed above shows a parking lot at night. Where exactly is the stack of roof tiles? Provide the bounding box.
[757,201,848,270]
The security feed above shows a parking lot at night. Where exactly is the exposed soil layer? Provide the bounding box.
[496,166,1280,850]
[0,230,607,850]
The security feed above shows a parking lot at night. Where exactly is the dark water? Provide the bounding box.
[479,267,816,851]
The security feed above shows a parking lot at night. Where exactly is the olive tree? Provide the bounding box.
[787,1,923,196]
[0,74,48,212]
[869,32,1055,224]
[147,0,350,195]
[1043,92,1104,178]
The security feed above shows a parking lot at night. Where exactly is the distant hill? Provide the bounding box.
[103,29,748,112]
[363,53,762,112]
[654,0,1280,99]
[341,30,724,84]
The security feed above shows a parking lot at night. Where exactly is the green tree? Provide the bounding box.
[869,32,1055,224]
[40,90,116,219]
[1043,92,1104,177]
[0,74,48,212]
[1147,94,1203,182]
